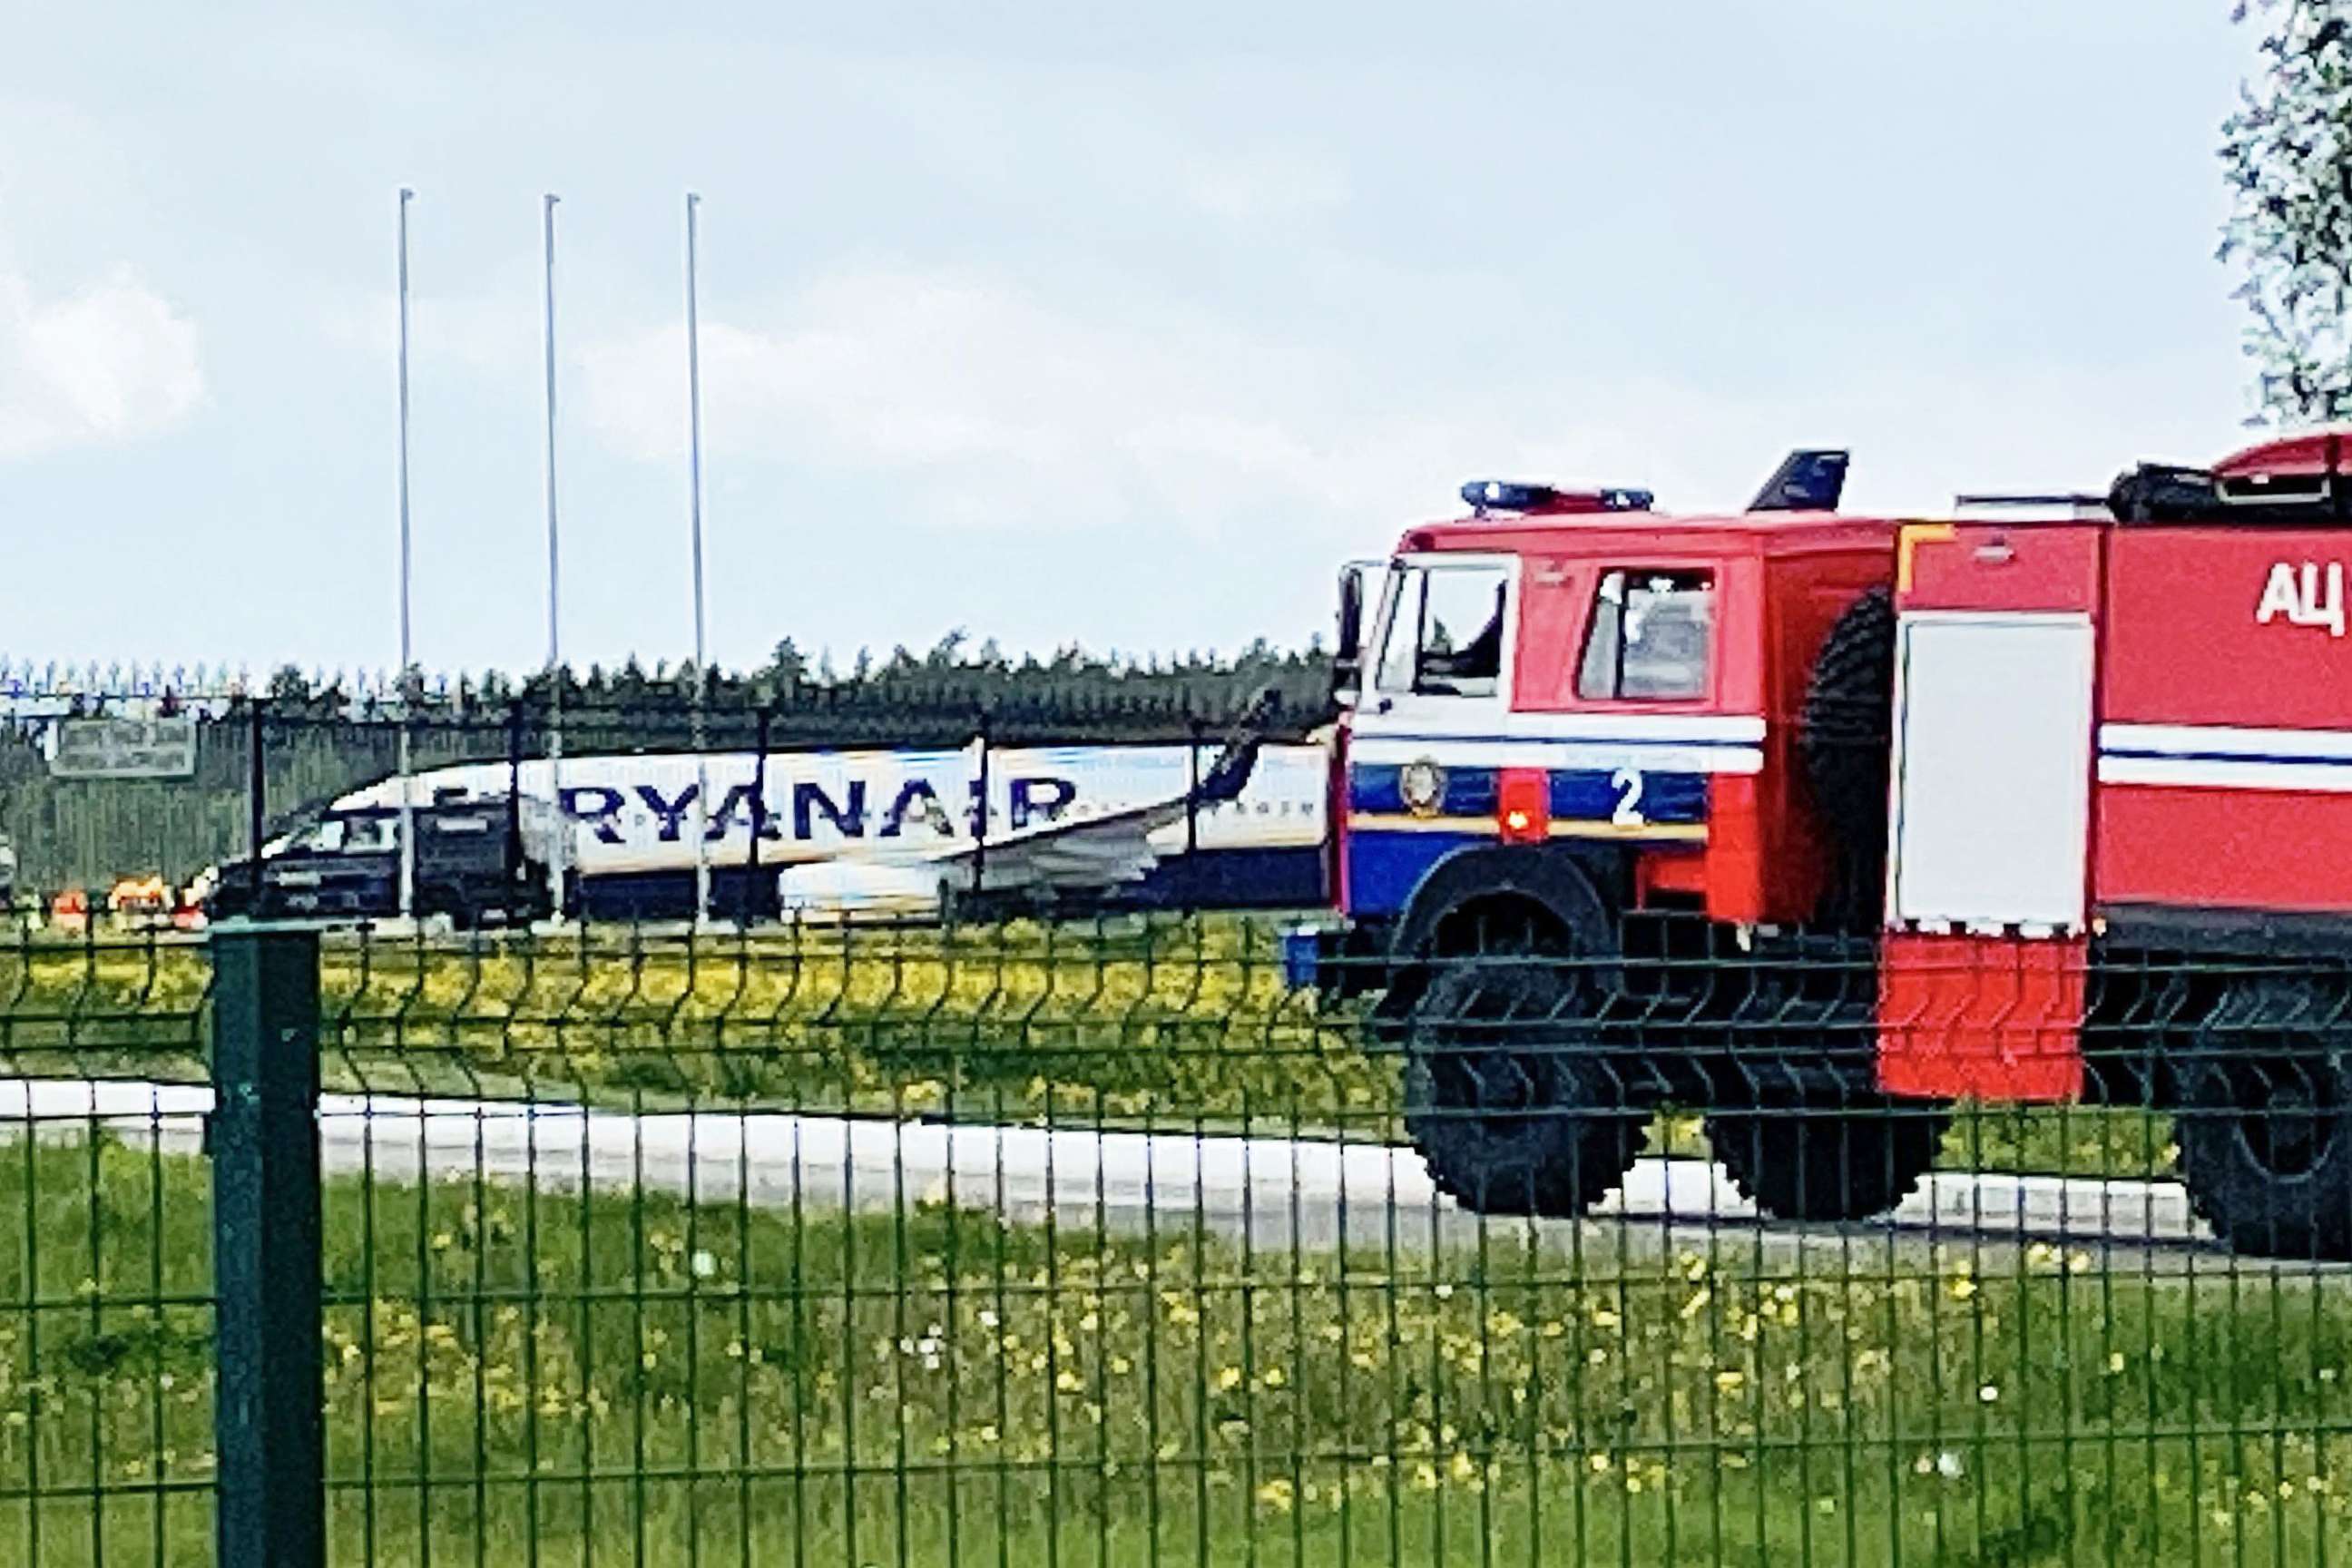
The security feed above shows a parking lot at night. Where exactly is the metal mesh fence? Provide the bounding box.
[1,917,2349,1563]
[0,930,211,1567]
[0,689,1316,903]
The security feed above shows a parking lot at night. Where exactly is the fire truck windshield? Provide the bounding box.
[1374,562,1508,699]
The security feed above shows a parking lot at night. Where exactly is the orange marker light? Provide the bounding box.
[1497,769,1549,844]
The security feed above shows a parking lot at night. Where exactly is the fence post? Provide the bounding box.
[971,702,992,898]
[505,697,526,887]
[1185,712,1205,858]
[211,925,326,1568]
[745,701,772,924]
[246,701,268,907]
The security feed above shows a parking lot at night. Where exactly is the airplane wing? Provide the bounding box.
[933,713,1268,896]
[774,691,1280,915]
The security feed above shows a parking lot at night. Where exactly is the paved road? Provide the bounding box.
[0,1077,2238,1269]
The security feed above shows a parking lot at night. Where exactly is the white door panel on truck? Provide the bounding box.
[1886,612,2094,933]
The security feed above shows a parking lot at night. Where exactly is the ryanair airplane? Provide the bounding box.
[329,735,1329,919]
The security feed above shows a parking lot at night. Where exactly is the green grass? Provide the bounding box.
[0,921,2189,1182]
[3,1135,2351,1565]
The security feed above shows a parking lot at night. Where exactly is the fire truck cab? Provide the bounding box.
[1324,436,2352,1259]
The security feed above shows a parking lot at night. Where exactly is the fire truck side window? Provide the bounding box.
[1577,570,1713,701]
[1376,565,1508,698]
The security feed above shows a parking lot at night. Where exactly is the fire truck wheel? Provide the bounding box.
[1799,587,1897,867]
[1703,1102,1946,1223]
[2172,982,2352,1259]
[1403,962,1648,1218]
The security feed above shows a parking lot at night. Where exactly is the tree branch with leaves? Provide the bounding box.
[2222,0,2352,418]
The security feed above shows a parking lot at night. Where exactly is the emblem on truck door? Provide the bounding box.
[1399,760,1448,818]
[2256,561,2347,637]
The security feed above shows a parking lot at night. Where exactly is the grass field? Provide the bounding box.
[3,1135,2349,1566]
[0,920,2190,1185]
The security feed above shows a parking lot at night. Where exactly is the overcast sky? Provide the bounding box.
[0,2,2259,679]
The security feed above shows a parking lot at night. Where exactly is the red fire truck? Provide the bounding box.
[1307,436,2352,1259]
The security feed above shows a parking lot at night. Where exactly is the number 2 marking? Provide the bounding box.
[1612,768,1646,828]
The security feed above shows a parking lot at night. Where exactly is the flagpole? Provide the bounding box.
[541,192,566,923]
[686,191,711,925]
[396,187,417,923]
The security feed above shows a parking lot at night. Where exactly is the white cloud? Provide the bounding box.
[1182,148,1349,222]
[575,260,2247,596]
[0,266,202,459]
[312,272,542,382]
[577,269,1396,535]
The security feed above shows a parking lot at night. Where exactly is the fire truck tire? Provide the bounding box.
[1703,1102,1946,1222]
[1403,961,1649,1218]
[1799,587,1897,862]
[2171,980,2352,1259]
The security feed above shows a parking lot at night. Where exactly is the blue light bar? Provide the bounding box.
[1463,480,1550,512]
[1460,480,1654,515]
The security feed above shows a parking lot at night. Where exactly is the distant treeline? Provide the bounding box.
[234,634,1331,728]
[0,636,1338,894]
